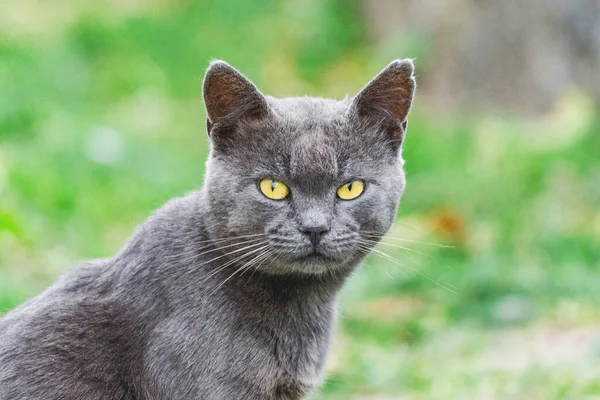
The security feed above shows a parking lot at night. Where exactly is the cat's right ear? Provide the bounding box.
[202,61,269,135]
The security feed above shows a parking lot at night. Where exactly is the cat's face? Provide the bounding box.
[202,61,415,275]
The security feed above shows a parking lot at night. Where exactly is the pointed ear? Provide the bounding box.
[202,60,269,134]
[351,59,416,141]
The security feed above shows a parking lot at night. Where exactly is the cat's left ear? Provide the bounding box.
[351,59,416,143]
[203,60,270,135]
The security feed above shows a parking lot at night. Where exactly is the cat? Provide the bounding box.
[0,59,415,400]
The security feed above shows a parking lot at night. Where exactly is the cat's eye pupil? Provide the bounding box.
[270,181,276,191]
[346,183,353,191]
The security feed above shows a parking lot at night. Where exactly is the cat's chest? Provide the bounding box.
[145,307,332,400]
[271,318,330,386]
[232,294,336,395]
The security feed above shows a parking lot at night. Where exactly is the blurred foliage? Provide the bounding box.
[1,1,599,398]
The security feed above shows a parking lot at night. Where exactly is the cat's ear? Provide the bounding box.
[351,59,416,142]
[202,60,269,134]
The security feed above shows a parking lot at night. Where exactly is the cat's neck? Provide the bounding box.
[216,264,347,309]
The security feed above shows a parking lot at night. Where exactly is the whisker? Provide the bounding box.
[210,250,274,296]
[246,251,279,285]
[330,234,360,243]
[360,234,457,284]
[268,236,298,244]
[185,241,266,273]
[239,249,273,279]
[360,245,457,293]
[162,237,265,267]
[156,240,267,278]
[158,218,253,251]
[372,222,431,239]
[164,234,267,259]
[193,232,267,245]
[361,230,452,248]
[357,244,403,280]
[200,244,270,283]
[270,243,309,250]
[358,238,433,259]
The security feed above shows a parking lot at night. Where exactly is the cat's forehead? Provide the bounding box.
[266,98,359,172]
[230,96,396,182]
[266,96,349,121]
[288,132,338,183]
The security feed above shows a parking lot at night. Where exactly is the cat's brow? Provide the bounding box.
[289,135,338,183]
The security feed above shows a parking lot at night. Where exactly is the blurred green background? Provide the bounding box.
[1,0,599,398]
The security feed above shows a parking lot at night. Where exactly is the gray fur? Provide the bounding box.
[0,60,416,399]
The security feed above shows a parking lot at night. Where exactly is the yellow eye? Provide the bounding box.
[259,179,290,200]
[337,180,365,200]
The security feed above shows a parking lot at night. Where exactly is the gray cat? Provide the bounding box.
[0,59,415,399]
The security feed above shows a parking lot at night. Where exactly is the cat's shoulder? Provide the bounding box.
[147,189,205,224]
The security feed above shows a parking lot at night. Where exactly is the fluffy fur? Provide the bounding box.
[0,60,416,399]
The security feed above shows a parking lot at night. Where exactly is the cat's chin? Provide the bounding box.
[260,250,363,277]
[303,252,337,263]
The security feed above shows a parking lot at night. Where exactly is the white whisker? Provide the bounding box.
[158,238,265,275]
[361,230,452,248]
[209,249,273,296]
[360,245,457,293]
[358,238,432,259]
[200,244,270,284]
[163,234,267,259]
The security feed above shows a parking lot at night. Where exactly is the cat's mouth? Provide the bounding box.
[265,230,361,272]
[302,250,337,263]
[288,247,342,265]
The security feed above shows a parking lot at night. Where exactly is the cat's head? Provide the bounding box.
[202,60,415,276]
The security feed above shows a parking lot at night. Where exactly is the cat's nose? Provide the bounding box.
[300,225,330,246]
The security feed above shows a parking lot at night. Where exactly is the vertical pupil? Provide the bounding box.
[270,181,276,191]
[347,183,353,191]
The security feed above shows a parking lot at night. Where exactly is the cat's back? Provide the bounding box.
[0,192,205,399]
[0,259,140,400]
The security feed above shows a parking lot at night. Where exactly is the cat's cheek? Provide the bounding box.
[349,191,396,234]
[249,197,291,225]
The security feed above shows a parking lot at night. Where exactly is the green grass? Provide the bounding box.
[1,1,599,398]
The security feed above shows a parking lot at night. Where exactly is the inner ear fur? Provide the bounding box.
[202,60,269,135]
[351,59,416,141]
